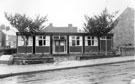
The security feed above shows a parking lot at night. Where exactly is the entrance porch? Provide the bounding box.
[52,35,67,54]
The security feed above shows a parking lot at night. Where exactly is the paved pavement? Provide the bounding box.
[0,56,134,78]
[1,61,135,84]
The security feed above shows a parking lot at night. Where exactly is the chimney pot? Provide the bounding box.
[68,24,72,27]
[49,23,53,26]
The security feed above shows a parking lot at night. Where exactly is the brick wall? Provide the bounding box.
[35,46,50,54]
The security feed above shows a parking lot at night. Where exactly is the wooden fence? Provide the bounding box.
[119,46,135,56]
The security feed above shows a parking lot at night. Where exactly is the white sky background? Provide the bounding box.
[0,0,134,33]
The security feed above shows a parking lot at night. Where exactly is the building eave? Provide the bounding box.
[16,32,113,36]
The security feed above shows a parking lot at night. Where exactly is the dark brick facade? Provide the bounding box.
[18,46,33,53]
[35,46,50,53]
[85,46,98,52]
[69,46,82,53]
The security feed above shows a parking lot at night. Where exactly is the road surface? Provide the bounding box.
[0,61,135,84]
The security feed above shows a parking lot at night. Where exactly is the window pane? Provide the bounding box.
[46,40,50,46]
[92,36,94,39]
[43,36,46,39]
[77,40,80,45]
[72,40,75,46]
[107,36,111,39]
[26,41,28,45]
[87,36,90,39]
[28,37,33,46]
[72,36,75,39]
[18,36,24,46]
[39,36,42,39]
[92,40,94,45]
[60,41,64,46]
[39,40,42,46]
[88,40,91,46]
[55,41,59,46]
[54,36,59,39]
[101,36,106,39]
[43,40,46,45]
[76,36,80,39]
[60,36,65,40]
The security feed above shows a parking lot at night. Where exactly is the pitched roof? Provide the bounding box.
[2,29,16,35]
[43,23,78,33]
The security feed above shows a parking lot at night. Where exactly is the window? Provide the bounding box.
[87,36,94,46]
[100,36,106,40]
[53,36,66,40]
[53,36,59,40]
[88,40,91,45]
[107,36,111,39]
[36,36,50,46]
[18,36,24,46]
[72,40,76,46]
[38,36,46,46]
[85,36,97,46]
[18,36,33,46]
[100,36,112,40]
[77,40,80,45]
[60,36,65,40]
[71,36,81,46]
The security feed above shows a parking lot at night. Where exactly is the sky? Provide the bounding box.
[0,0,134,34]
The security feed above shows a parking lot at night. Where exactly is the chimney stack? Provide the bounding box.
[49,23,53,27]
[0,24,5,30]
[68,24,72,27]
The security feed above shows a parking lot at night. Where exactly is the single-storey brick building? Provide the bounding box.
[17,24,113,54]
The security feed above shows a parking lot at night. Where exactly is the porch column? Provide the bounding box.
[82,35,85,53]
[17,35,18,54]
[50,34,52,54]
[67,35,69,54]
[111,36,113,50]
[33,36,35,54]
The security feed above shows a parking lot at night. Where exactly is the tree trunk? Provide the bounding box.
[21,36,26,46]
[21,35,28,54]
[25,36,29,54]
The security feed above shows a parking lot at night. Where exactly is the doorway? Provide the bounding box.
[53,35,67,54]
[53,40,67,54]
[55,40,65,52]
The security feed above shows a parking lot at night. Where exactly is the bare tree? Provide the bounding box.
[84,8,118,51]
[5,13,48,53]
[29,15,48,33]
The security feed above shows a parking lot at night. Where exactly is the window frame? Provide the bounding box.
[100,36,107,40]
[18,36,33,46]
[85,36,97,46]
[71,36,81,46]
[53,35,66,40]
[38,36,47,46]
[100,36,112,40]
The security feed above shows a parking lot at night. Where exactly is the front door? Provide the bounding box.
[54,40,66,54]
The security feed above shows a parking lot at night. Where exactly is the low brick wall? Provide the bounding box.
[0,48,17,55]
[53,56,77,62]
[120,46,135,56]
[13,54,54,65]
[13,57,54,65]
